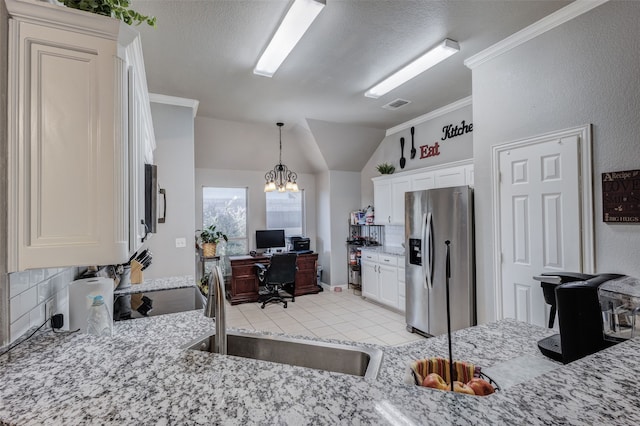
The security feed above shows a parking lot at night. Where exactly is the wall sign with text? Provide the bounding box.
[419,120,473,160]
[602,169,640,223]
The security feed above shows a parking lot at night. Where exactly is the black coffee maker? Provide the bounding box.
[534,272,624,364]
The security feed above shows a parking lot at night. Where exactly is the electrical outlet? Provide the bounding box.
[45,300,54,322]
[175,237,187,248]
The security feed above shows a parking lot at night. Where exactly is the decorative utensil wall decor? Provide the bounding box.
[410,127,416,159]
[400,137,406,169]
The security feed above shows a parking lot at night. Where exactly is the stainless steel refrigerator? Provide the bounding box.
[405,186,475,336]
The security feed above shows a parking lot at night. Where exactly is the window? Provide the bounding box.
[266,190,304,237]
[202,187,247,256]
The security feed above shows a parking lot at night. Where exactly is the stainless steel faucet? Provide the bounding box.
[204,266,227,355]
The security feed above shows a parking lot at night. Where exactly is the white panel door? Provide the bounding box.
[499,135,581,327]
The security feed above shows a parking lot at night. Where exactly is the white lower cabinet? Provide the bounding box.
[398,266,406,313]
[378,263,398,307]
[361,252,403,310]
[361,251,380,300]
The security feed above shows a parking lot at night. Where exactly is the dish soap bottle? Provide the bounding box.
[86,295,112,337]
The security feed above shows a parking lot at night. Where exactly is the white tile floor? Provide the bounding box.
[225,288,426,346]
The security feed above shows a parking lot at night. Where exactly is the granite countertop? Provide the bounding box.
[2,311,640,425]
[113,275,195,296]
[360,246,406,257]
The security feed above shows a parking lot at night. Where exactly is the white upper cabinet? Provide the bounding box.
[433,164,468,188]
[391,177,411,225]
[410,172,436,191]
[373,180,392,225]
[373,176,410,225]
[372,161,474,228]
[6,0,155,271]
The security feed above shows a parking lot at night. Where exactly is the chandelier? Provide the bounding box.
[264,122,299,192]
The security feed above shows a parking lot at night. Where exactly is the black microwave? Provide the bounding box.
[144,164,165,237]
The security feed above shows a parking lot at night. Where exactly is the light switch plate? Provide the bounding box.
[175,237,187,248]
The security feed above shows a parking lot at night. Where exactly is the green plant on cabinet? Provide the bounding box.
[376,163,395,175]
[59,0,157,27]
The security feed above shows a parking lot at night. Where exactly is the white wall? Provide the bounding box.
[195,168,317,255]
[361,104,473,206]
[328,171,362,287]
[316,171,330,284]
[306,119,385,171]
[1,0,9,346]
[471,1,640,324]
[145,103,196,279]
[194,116,318,173]
[314,171,361,288]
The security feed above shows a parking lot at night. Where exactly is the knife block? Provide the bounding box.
[130,260,144,284]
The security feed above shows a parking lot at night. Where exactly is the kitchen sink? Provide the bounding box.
[184,330,383,379]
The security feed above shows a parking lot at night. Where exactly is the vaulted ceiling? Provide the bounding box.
[134,0,571,170]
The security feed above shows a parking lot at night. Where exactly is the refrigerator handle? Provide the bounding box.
[426,212,434,290]
[421,213,428,290]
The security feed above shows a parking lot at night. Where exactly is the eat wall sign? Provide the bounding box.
[420,120,473,159]
[602,169,640,223]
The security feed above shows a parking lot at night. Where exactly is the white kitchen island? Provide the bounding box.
[1,311,639,425]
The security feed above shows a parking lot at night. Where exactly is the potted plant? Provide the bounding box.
[58,0,157,27]
[376,163,395,175]
[197,224,228,258]
[197,272,210,297]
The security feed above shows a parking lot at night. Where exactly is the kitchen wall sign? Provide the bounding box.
[602,169,640,223]
[417,120,472,160]
[420,142,440,159]
[441,120,473,141]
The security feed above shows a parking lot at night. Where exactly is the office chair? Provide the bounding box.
[255,253,297,308]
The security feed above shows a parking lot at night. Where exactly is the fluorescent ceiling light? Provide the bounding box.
[364,38,460,99]
[254,0,326,78]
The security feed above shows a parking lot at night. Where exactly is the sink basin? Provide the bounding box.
[184,330,383,379]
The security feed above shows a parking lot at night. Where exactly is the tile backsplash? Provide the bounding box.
[9,267,77,343]
[384,225,404,248]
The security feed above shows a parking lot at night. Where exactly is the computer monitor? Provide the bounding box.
[256,229,286,251]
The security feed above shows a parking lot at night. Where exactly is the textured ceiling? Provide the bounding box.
[132,0,570,172]
[133,0,569,130]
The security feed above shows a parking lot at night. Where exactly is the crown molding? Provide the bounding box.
[464,0,609,70]
[4,0,121,40]
[149,94,200,118]
[385,96,471,137]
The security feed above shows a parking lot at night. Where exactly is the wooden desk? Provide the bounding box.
[226,253,320,305]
